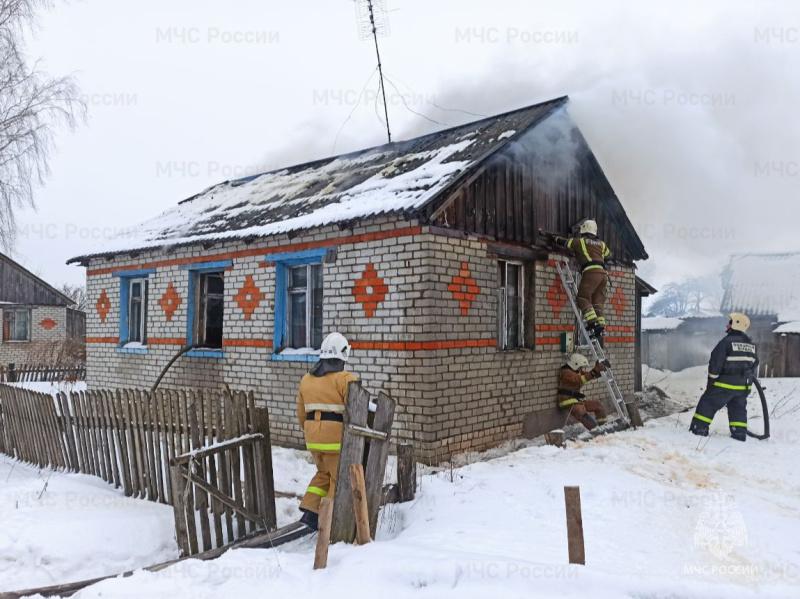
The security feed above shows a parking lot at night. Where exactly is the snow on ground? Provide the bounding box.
[7,381,87,395]
[0,455,177,591]
[3,371,800,598]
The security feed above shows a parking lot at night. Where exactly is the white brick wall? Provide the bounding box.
[83,217,642,462]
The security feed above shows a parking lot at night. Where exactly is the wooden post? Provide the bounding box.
[364,391,396,537]
[397,442,416,503]
[330,382,370,544]
[545,430,567,448]
[313,497,334,570]
[8,363,15,383]
[625,397,644,429]
[349,464,371,546]
[564,486,586,565]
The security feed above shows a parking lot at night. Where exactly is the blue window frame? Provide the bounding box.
[114,269,156,353]
[268,249,328,362]
[183,260,232,358]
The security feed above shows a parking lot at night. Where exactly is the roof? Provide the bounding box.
[69,97,572,264]
[774,321,800,334]
[720,252,800,318]
[642,317,684,331]
[0,252,75,307]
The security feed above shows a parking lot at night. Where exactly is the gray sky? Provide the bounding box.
[11,0,800,290]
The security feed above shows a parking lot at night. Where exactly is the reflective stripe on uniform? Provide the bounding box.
[580,239,592,263]
[714,382,751,391]
[306,486,328,497]
[583,265,605,271]
[597,316,606,325]
[597,418,608,424]
[558,398,581,408]
[726,357,756,362]
[602,243,610,258]
[729,422,748,428]
[580,375,588,384]
[304,404,346,413]
[583,310,598,321]
[306,442,342,451]
[693,414,713,424]
[567,238,574,249]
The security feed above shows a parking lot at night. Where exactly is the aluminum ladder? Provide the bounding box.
[555,259,630,423]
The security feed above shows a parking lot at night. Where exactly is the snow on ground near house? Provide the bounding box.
[7,381,87,395]
[0,455,178,591]
[5,371,790,598]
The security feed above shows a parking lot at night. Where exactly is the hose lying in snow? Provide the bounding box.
[746,379,771,440]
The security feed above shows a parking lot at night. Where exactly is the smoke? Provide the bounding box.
[258,0,799,293]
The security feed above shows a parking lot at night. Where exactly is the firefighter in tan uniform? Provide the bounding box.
[297,332,358,531]
[557,354,609,430]
[552,220,612,339]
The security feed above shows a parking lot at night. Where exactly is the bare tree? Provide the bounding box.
[647,277,723,318]
[58,281,86,311]
[0,0,85,249]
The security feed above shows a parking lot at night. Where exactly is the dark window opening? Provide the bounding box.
[197,272,225,348]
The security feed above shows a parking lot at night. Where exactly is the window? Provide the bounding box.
[498,261,524,349]
[287,263,323,350]
[2,309,30,342]
[127,278,148,344]
[267,248,328,361]
[195,271,225,348]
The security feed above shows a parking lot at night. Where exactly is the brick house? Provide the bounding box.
[1,251,86,366]
[68,97,649,461]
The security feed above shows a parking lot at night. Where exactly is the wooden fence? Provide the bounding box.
[0,363,86,383]
[0,385,276,554]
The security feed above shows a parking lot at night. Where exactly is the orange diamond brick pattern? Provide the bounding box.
[96,289,111,324]
[610,285,628,319]
[39,318,58,330]
[547,279,569,319]
[234,275,265,321]
[447,262,480,316]
[158,283,183,322]
[352,263,388,318]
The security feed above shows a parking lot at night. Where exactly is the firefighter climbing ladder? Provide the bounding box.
[555,259,630,424]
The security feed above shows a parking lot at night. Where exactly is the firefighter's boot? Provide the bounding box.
[299,509,319,531]
[689,418,710,437]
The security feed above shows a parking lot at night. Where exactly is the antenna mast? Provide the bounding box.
[355,0,392,144]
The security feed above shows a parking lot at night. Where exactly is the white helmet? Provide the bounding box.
[580,220,598,236]
[320,332,351,361]
[728,313,751,333]
[567,353,590,371]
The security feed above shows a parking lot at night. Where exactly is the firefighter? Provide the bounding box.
[690,313,759,441]
[550,220,612,339]
[297,332,358,531]
[558,353,610,430]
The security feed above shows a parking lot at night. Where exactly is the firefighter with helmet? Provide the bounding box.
[549,219,612,339]
[690,313,759,441]
[558,353,610,430]
[296,332,358,531]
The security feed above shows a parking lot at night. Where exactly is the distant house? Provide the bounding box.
[721,252,800,377]
[68,97,651,461]
[0,252,86,367]
[641,312,727,372]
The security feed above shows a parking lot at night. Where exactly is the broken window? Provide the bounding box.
[498,261,524,349]
[196,272,225,348]
[287,263,323,350]
[2,309,31,342]
[127,278,148,344]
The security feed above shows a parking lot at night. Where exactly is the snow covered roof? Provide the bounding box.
[774,321,800,334]
[642,317,684,331]
[721,252,800,318]
[68,97,569,264]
